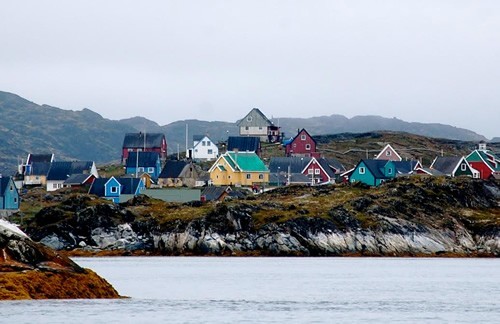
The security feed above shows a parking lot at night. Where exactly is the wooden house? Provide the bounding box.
[46,161,98,192]
[466,143,500,179]
[125,152,162,181]
[122,132,167,163]
[158,160,198,187]
[189,135,219,161]
[89,176,144,203]
[236,108,281,143]
[349,159,396,186]
[285,128,319,158]
[209,151,269,186]
[430,156,478,178]
[0,176,20,210]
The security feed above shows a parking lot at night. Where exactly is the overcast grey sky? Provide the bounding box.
[1,1,499,138]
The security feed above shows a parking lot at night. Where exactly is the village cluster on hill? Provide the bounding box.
[1,108,499,215]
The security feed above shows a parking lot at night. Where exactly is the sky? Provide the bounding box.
[1,1,499,138]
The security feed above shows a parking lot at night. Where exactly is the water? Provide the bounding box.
[1,257,499,323]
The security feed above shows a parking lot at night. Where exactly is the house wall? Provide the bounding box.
[286,130,317,157]
[122,146,166,163]
[453,161,474,177]
[468,161,492,179]
[46,180,65,192]
[302,161,331,184]
[192,137,219,161]
[210,167,269,186]
[376,147,402,161]
[239,126,268,140]
[350,162,377,186]
[0,180,20,210]
[105,178,121,198]
[24,175,47,186]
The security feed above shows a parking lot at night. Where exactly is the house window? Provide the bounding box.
[14,198,18,203]
[208,149,213,155]
[259,127,263,130]
[202,141,206,146]
[388,168,392,174]
[259,174,264,179]
[138,167,144,172]
[10,186,13,191]
[308,169,313,174]
[386,151,391,156]
[245,126,249,130]
[359,167,366,174]
[315,169,320,175]
[195,149,198,152]
[110,186,118,194]
[53,184,57,189]
[301,135,306,140]
[305,144,311,150]
[148,167,154,173]
[246,174,251,179]
[207,141,211,146]
[461,163,467,171]
[247,116,253,122]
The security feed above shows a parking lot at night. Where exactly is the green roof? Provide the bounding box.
[225,152,269,172]
[468,150,500,171]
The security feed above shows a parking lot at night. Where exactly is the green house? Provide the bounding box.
[350,159,396,186]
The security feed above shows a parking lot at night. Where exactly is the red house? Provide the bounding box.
[465,143,500,179]
[285,129,320,158]
[302,157,337,184]
[122,132,167,163]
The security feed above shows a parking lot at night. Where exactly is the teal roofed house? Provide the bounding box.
[0,176,20,210]
[349,159,396,186]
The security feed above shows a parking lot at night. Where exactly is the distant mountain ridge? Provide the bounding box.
[0,90,493,174]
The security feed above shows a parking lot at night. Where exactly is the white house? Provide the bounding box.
[189,135,219,161]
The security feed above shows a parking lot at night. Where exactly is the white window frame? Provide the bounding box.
[138,167,144,172]
[110,186,118,194]
[386,150,391,156]
[461,163,467,171]
[314,169,320,175]
[308,169,313,175]
[246,173,251,179]
[359,167,366,175]
[388,168,392,175]
[301,135,306,141]
[305,144,311,150]
[148,167,154,173]
[259,174,264,179]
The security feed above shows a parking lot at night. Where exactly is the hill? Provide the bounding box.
[0,91,135,174]
[0,90,492,174]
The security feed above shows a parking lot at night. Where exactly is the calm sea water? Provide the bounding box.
[1,257,499,323]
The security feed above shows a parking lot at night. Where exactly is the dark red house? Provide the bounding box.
[285,129,319,158]
[122,132,167,163]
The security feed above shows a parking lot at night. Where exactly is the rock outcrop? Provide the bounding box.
[20,177,500,257]
[0,219,120,300]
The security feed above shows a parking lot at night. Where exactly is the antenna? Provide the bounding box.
[185,124,188,159]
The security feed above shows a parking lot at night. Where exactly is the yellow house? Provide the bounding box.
[209,151,269,186]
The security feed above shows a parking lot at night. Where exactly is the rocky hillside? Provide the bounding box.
[0,219,120,300]
[16,177,500,257]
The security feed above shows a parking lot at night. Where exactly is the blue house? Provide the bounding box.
[89,176,144,203]
[0,176,20,210]
[125,152,162,181]
[349,159,396,186]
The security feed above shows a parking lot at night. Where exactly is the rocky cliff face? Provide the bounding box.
[19,178,500,257]
[0,219,120,300]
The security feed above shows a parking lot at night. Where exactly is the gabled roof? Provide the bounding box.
[125,152,160,168]
[289,129,317,145]
[375,144,402,161]
[46,161,94,181]
[159,160,188,179]
[63,173,94,185]
[360,159,393,179]
[0,177,15,196]
[225,152,268,172]
[430,156,463,175]
[29,162,52,176]
[201,186,230,201]
[236,108,273,127]
[227,136,260,152]
[268,157,313,173]
[317,158,338,178]
[193,135,204,142]
[116,177,143,195]
[323,158,346,173]
[417,167,444,176]
[88,178,109,197]
[393,160,420,174]
[122,132,165,148]
[27,153,54,164]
